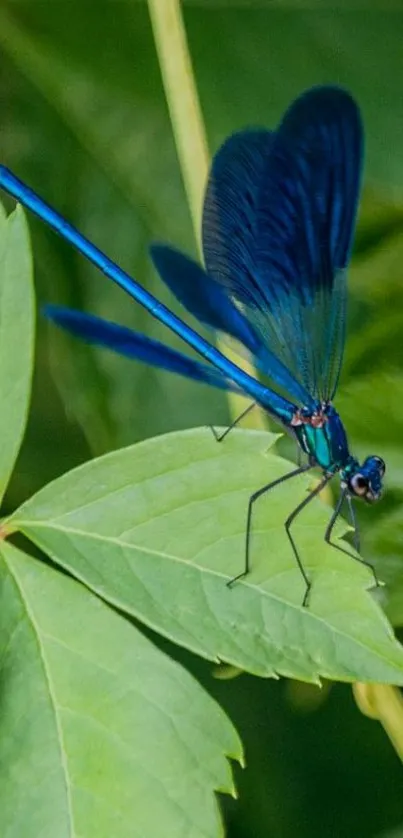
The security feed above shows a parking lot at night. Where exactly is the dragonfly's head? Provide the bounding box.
[345,456,386,503]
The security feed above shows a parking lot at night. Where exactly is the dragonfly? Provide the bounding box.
[0,85,385,605]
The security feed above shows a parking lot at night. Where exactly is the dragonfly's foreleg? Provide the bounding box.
[210,402,256,443]
[324,491,380,588]
[227,462,312,588]
[285,472,334,606]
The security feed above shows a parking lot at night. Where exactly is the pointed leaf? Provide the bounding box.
[9,428,403,684]
[0,204,34,501]
[0,541,241,838]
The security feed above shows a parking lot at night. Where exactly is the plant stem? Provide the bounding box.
[353,683,403,760]
[148,0,208,243]
[147,0,266,429]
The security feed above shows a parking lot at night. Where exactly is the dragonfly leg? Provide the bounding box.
[285,473,334,607]
[325,492,380,588]
[227,462,312,588]
[346,493,360,554]
[210,402,256,443]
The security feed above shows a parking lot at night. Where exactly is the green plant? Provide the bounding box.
[0,194,402,836]
[2,3,403,837]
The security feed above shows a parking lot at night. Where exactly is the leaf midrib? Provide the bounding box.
[14,520,403,677]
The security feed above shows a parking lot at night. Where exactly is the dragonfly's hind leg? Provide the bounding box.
[227,463,312,588]
[210,402,256,443]
[325,492,380,588]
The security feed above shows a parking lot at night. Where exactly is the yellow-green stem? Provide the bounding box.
[353,683,403,761]
[147,0,265,429]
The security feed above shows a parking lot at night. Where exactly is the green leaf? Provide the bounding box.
[9,428,403,684]
[0,540,240,838]
[0,204,34,502]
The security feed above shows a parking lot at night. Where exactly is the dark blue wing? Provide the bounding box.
[203,129,273,310]
[202,86,363,402]
[44,305,242,393]
[150,242,312,407]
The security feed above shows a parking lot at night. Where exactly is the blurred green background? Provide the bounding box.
[1,1,403,835]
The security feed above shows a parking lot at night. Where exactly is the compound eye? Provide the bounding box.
[373,456,386,477]
[350,473,369,496]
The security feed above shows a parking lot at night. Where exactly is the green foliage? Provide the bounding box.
[0,209,241,837]
[0,206,34,501]
[9,428,403,684]
[0,197,402,836]
[0,542,240,838]
[1,3,403,837]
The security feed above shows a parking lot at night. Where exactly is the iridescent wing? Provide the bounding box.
[202,86,363,402]
[150,243,312,407]
[44,306,242,393]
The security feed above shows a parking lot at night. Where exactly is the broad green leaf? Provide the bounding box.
[0,541,241,838]
[0,204,34,502]
[9,428,403,684]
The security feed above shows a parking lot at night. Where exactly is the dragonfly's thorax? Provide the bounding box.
[292,402,351,472]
